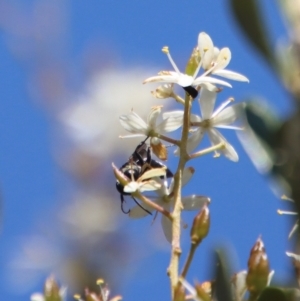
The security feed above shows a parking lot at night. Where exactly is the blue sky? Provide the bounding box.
[0,1,295,300]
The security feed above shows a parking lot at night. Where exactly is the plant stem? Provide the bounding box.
[155,134,180,146]
[180,243,197,278]
[172,93,185,105]
[189,142,225,160]
[136,192,173,221]
[168,94,192,298]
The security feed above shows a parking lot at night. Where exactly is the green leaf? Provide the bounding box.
[244,101,281,148]
[229,0,275,68]
[257,287,291,301]
[214,250,233,301]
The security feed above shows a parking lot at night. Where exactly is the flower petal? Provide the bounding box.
[169,166,195,193]
[207,128,239,162]
[199,88,217,119]
[212,103,245,126]
[237,125,273,173]
[143,73,181,84]
[213,47,220,61]
[174,128,205,156]
[119,134,145,139]
[139,168,166,181]
[198,32,214,70]
[190,113,201,123]
[157,111,184,132]
[193,75,232,88]
[182,167,195,187]
[147,106,162,128]
[140,181,161,192]
[176,73,195,87]
[129,204,154,219]
[123,182,140,193]
[232,271,247,301]
[186,128,205,153]
[213,69,249,82]
[212,47,231,71]
[182,195,210,211]
[161,214,173,243]
[119,112,148,134]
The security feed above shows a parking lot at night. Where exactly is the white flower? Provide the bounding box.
[129,167,210,242]
[123,167,167,194]
[119,106,183,142]
[144,46,233,92]
[175,88,245,162]
[151,84,174,99]
[143,32,248,93]
[198,32,249,82]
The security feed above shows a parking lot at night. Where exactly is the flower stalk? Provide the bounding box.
[168,91,192,296]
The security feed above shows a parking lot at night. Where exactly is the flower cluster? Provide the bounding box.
[113,31,248,242]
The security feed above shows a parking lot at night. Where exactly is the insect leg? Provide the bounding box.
[120,194,130,214]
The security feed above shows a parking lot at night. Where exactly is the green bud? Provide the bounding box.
[246,237,271,298]
[44,275,61,301]
[85,291,99,301]
[185,47,200,77]
[173,282,185,301]
[195,282,211,301]
[190,205,210,245]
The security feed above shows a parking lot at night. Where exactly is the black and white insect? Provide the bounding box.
[116,138,173,214]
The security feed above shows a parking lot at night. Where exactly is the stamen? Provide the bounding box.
[201,60,218,77]
[289,222,299,239]
[74,294,83,301]
[215,125,244,130]
[192,54,204,80]
[211,97,234,118]
[277,209,298,215]
[281,195,294,202]
[213,151,220,158]
[97,278,104,285]
[162,46,181,74]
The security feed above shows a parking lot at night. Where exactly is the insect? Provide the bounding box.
[116,138,173,214]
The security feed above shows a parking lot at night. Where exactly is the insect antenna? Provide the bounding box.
[131,196,152,215]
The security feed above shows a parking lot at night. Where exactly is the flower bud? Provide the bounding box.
[151,84,174,99]
[246,237,271,297]
[185,47,200,77]
[173,282,185,301]
[150,137,167,160]
[194,282,211,301]
[84,290,99,301]
[190,205,210,245]
[44,275,60,299]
